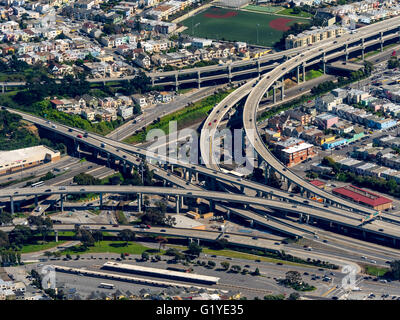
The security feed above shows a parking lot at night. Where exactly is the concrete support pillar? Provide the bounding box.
[281,83,284,101]
[151,77,155,87]
[296,65,300,83]
[197,71,201,89]
[380,32,383,52]
[250,219,254,227]
[176,195,180,214]
[362,48,365,61]
[175,73,179,91]
[228,65,232,82]
[240,185,244,193]
[34,195,38,207]
[189,170,193,182]
[60,194,64,212]
[99,193,103,208]
[273,87,276,104]
[209,199,215,212]
[226,210,230,219]
[55,231,58,243]
[10,196,14,214]
[345,43,348,62]
[257,59,261,76]
[138,193,142,212]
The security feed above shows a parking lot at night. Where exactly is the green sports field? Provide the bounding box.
[181,6,309,47]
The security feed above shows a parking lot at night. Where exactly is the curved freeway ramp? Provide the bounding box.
[242,17,400,215]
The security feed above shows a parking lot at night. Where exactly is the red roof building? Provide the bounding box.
[332,185,392,211]
[309,180,326,188]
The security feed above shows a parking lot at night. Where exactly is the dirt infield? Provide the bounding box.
[269,18,293,31]
[204,10,238,19]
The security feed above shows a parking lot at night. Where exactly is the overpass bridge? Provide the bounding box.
[1,185,400,246]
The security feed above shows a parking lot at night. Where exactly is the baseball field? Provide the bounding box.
[181,6,309,47]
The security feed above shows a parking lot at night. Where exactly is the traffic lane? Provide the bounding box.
[0,156,77,186]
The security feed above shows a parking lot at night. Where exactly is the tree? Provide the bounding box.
[288,292,300,300]
[92,230,103,243]
[118,229,135,245]
[221,261,230,270]
[155,236,167,252]
[390,260,400,280]
[43,251,53,260]
[207,260,216,269]
[0,212,12,226]
[253,267,260,276]
[187,242,202,257]
[285,271,302,285]
[230,265,241,273]
[66,254,72,260]
[0,231,9,248]
[141,252,149,261]
[214,238,228,250]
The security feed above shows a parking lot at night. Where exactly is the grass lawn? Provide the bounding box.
[276,8,313,18]
[169,245,315,268]
[364,265,389,277]
[303,69,324,81]
[62,241,164,255]
[181,6,308,47]
[18,241,67,254]
[244,5,283,14]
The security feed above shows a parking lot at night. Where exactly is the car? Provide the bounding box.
[77,134,83,138]
[123,155,127,159]
[379,228,384,232]
[83,133,88,138]
[331,296,338,300]
[68,128,73,132]
[255,259,261,262]
[100,226,106,230]
[59,187,66,190]
[101,143,105,148]
[303,200,309,204]
[160,229,166,232]
[303,272,309,275]
[80,188,85,192]
[224,235,230,238]
[244,265,250,268]
[274,242,280,245]
[211,255,217,258]
[45,189,51,192]
[276,262,283,265]
[252,236,258,240]
[322,239,328,243]
[208,122,212,126]
[213,119,217,123]
[113,224,119,227]
[226,257,232,260]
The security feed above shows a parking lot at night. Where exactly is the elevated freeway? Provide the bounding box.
[2,185,400,246]
[10,108,391,225]
[242,17,400,216]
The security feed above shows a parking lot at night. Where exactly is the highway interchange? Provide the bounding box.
[4,16,400,300]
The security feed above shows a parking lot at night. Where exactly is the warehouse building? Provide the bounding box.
[332,185,393,211]
[0,145,60,175]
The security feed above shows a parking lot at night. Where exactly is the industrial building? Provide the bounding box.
[0,145,60,175]
[332,185,393,211]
